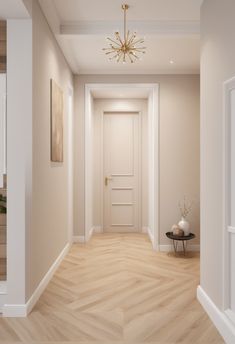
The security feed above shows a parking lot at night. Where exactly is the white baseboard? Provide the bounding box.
[197,286,235,344]
[93,226,102,233]
[2,242,71,317]
[88,226,94,241]
[142,226,148,233]
[73,226,101,244]
[147,227,154,246]
[160,244,200,252]
[73,235,85,243]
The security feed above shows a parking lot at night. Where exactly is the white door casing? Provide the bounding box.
[0,74,6,188]
[103,112,140,232]
[85,83,159,248]
[223,77,235,324]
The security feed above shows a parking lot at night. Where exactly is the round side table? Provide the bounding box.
[165,232,195,256]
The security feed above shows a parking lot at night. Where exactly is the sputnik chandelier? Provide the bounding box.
[103,4,146,63]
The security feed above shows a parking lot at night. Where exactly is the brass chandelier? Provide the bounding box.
[103,4,146,63]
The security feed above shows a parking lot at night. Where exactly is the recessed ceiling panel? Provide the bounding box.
[58,35,200,74]
[53,0,202,22]
[40,0,202,74]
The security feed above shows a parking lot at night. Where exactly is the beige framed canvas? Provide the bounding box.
[50,79,63,162]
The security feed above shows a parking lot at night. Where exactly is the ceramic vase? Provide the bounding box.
[178,217,190,236]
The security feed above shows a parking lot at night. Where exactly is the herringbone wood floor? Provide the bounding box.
[0,233,224,343]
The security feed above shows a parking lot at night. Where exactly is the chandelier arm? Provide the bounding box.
[130,51,139,59]
[105,50,120,55]
[106,37,122,47]
[132,48,146,53]
[110,53,120,60]
[131,47,147,50]
[127,33,136,46]
[127,52,134,63]
[131,38,145,45]
[117,52,123,63]
[115,33,124,46]
[103,47,121,52]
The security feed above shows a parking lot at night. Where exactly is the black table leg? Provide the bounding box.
[173,240,178,254]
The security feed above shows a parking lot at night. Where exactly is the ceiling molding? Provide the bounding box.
[60,20,200,36]
[38,0,60,35]
[76,68,200,75]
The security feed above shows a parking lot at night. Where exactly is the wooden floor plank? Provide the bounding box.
[0,233,224,343]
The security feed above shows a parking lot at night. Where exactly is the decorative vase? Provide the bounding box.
[178,217,190,236]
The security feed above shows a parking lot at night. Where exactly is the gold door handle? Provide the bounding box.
[105,176,113,186]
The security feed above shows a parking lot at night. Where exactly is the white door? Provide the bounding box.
[103,112,140,232]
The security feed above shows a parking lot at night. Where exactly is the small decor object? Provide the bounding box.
[50,79,63,162]
[171,224,184,237]
[178,218,190,236]
[166,232,196,256]
[178,196,193,236]
[103,4,146,63]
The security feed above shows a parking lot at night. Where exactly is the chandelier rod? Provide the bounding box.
[122,4,129,41]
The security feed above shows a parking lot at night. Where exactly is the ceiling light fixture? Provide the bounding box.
[103,4,146,64]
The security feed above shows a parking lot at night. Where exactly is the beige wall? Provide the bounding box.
[201,0,235,309]
[28,0,73,299]
[74,75,200,245]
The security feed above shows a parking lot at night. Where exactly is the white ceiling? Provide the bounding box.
[39,0,203,75]
[53,0,202,22]
[0,0,30,19]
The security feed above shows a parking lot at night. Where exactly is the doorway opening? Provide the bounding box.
[85,84,159,250]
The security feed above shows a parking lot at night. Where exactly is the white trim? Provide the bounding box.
[223,77,235,311]
[2,242,71,317]
[226,310,235,326]
[0,282,7,313]
[67,85,74,244]
[142,226,155,246]
[60,20,200,36]
[228,226,235,234]
[78,69,200,76]
[88,226,94,240]
[73,227,101,243]
[85,84,159,250]
[147,227,154,246]
[2,304,27,317]
[0,74,6,188]
[197,286,235,344]
[73,235,85,243]
[142,226,148,233]
[38,0,60,35]
[93,226,102,233]
[159,244,200,252]
[0,281,7,295]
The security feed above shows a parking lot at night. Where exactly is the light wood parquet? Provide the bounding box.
[0,233,224,343]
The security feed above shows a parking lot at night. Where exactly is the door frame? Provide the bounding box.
[223,76,235,322]
[85,83,159,250]
[102,110,142,233]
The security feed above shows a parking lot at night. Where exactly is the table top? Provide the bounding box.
[166,232,195,241]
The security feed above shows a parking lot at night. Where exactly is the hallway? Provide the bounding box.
[0,233,223,343]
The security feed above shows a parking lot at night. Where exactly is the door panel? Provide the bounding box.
[103,113,140,232]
